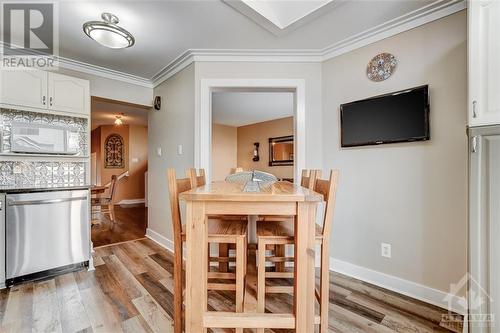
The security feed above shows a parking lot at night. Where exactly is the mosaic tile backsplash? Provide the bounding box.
[0,108,88,156]
[0,161,86,188]
[0,108,89,189]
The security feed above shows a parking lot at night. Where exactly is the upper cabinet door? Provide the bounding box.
[0,70,48,109]
[48,72,90,115]
[469,0,500,126]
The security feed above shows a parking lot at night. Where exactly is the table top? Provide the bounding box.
[179,181,323,202]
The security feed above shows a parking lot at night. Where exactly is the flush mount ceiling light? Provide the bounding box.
[83,13,135,49]
[114,114,123,125]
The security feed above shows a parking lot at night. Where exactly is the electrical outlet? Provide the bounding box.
[381,243,392,258]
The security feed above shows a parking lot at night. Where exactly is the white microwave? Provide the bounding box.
[10,122,79,155]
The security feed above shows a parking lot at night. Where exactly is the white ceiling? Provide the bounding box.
[212,91,294,127]
[0,0,450,80]
[91,99,149,130]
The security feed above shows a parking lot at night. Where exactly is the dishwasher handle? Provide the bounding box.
[7,196,88,206]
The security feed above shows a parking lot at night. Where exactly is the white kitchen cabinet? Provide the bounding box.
[48,72,90,114]
[0,69,89,115]
[0,70,48,109]
[468,0,500,126]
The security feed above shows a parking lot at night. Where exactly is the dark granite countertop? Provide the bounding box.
[0,185,91,193]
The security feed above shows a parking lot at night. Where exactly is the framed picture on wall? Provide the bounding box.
[105,133,125,168]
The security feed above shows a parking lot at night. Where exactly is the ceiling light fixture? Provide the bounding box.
[114,114,123,126]
[83,13,135,49]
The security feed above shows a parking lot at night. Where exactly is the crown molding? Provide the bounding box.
[150,48,322,87]
[57,56,154,88]
[0,41,153,88]
[320,0,467,60]
[0,0,466,89]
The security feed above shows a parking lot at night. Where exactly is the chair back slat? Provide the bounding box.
[313,170,339,239]
[300,169,321,190]
[188,168,206,188]
[167,169,192,248]
[108,175,118,200]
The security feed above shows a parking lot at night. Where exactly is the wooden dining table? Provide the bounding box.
[179,180,323,332]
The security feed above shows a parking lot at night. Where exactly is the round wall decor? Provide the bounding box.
[366,53,397,82]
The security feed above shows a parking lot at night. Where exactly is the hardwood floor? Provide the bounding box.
[0,238,463,333]
[91,204,147,247]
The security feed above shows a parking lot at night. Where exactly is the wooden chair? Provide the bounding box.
[91,175,118,223]
[188,168,248,273]
[256,170,339,333]
[258,170,321,272]
[168,168,248,333]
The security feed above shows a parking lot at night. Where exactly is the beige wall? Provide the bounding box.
[322,12,467,293]
[212,123,237,181]
[148,64,195,241]
[237,117,294,179]
[91,124,148,203]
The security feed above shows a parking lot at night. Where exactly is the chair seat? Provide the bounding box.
[257,220,323,241]
[91,197,112,206]
[181,219,247,240]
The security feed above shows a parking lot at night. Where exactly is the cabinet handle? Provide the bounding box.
[49,97,53,106]
[42,96,46,105]
[472,100,477,118]
[471,136,478,153]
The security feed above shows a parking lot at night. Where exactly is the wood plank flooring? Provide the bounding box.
[0,238,463,332]
[91,204,147,247]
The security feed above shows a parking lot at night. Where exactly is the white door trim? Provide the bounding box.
[197,78,306,182]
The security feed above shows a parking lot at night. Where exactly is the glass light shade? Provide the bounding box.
[83,14,134,49]
[114,117,123,125]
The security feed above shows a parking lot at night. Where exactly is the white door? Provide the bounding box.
[469,0,500,126]
[0,69,48,109]
[48,72,90,114]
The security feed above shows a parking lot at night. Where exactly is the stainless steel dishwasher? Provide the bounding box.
[6,189,90,284]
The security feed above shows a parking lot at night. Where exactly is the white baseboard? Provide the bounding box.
[330,257,466,315]
[144,229,465,316]
[146,228,174,252]
[117,198,145,205]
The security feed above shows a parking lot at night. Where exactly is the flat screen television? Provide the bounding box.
[340,85,430,147]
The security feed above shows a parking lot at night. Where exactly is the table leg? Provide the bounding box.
[294,202,316,332]
[185,201,208,333]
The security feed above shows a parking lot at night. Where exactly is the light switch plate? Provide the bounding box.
[156,147,162,157]
[177,144,183,155]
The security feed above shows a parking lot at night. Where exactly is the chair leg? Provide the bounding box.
[235,238,245,312]
[108,203,115,223]
[257,238,266,333]
[174,242,183,333]
[319,243,329,333]
[275,244,285,272]
[235,237,245,333]
[219,243,229,272]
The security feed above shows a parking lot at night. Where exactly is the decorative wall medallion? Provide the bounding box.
[366,53,397,82]
[105,134,125,168]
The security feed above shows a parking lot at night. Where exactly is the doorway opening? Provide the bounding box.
[90,96,150,247]
[198,79,305,182]
[211,89,295,182]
